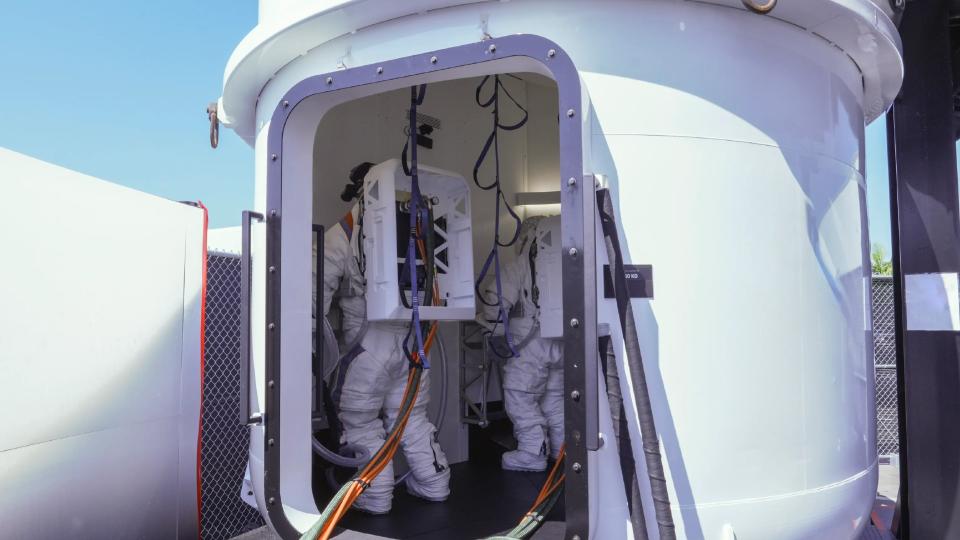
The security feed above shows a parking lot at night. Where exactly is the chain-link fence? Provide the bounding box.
[872,276,899,457]
[201,253,264,539]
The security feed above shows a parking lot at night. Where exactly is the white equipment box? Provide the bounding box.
[534,216,563,338]
[363,158,475,321]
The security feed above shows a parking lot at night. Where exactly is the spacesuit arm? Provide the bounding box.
[313,225,351,319]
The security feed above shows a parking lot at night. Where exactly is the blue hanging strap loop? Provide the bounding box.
[472,74,527,358]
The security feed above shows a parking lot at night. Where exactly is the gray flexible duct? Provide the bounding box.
[597,188,675,539]
[312,439,370,468]
[434,330,449,433]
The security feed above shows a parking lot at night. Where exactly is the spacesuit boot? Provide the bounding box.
[502,422,548,472]
[404,470,449,502]
[338,408,395,514]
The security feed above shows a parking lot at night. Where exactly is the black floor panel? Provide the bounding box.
[336,424,565,539]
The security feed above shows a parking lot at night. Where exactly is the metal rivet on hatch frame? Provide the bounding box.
[548,49,556,58]
[268,438,275,447]
[569,247,578,258]
[283,100,289,108]
[571,536,581,540]
[570,389,581,401]
[269,266,276,273]
[430,56,438,64]
[268,497,276,505]
[271,154,277,161]
[572,462,582,473]
[377,66,383,75]
[567,108,576,118]
[268,380,274,388]
[326,77,333,85]
[268,323,276,331]
[569,318,580,328]
[488,44,497,53]
[270,209,277,217]
[567,177,577,187]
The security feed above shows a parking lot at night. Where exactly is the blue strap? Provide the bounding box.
[400,84,429,369]
[331,344,365,408]
[472,75,528,358]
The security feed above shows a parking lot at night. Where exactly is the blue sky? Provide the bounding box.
[0,1,256,228]
[0,1,940,255]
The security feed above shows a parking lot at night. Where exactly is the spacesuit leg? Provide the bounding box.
[502,338,550,472]
[541,340,565,460]
[336,330,395,514]
[383,343,451,502]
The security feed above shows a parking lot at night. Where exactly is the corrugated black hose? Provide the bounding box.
[597,188,676,539]
[600,335,648,540]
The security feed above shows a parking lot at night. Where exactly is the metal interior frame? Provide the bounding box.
[263,35,596,540]
[459,322,507,428]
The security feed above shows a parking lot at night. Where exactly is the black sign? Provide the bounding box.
[603,264,653,299]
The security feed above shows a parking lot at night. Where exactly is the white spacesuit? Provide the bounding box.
[481,216,564,472]
[316,164,450,514]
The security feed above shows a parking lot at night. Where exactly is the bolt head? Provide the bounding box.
[268,380,274,388]
[572,536,581,540]
[271,154,277,161]
[569,247,578,258]
[377,66,384,74]
[572,462,582,473]
[268,438,275,447]
[567,108,576,118]
[270,209,277,217]
[268,323,276,331]
[548,49,556,58]
[488,44,497,53]
[570,389,581,401]
[326,76,333,85]
[567,177,577,187]
[430,56,438,64]
[268,497,276,505]
[569,318,580,328]
[269,265,276,273]
[282,100,289,108]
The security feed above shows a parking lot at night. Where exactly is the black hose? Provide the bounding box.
[600,335,648,540]
[597,188,675,539]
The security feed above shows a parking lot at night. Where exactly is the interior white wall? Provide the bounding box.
[524,76,561,195]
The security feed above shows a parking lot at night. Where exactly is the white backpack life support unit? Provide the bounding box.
[362,158,475,321]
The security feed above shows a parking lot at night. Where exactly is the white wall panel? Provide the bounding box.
[0,148,204,539]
